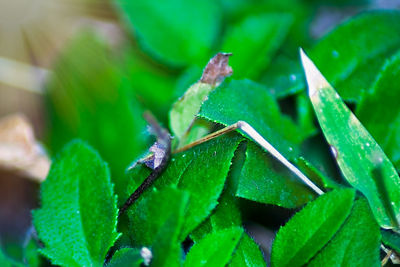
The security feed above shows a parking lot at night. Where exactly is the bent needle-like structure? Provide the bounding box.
[174,121,324,196]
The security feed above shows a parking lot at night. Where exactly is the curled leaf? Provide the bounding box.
[200,52,233,86]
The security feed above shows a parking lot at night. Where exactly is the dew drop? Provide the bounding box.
[335,93,340,99]
[332,50,339,58]
[289,74,297,82]
[182,154,186,158]
[366,142,370,147]
[288,147,293,152]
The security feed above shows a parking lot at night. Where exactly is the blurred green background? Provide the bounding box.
[0,0,399,262]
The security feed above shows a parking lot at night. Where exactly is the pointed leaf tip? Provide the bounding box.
[299,48,330,97]
[302,46,400,229]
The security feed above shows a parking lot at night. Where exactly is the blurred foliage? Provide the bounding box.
[45,32,151,198]
[2,0,398,266]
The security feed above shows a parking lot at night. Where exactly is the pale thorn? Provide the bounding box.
[174,120,324,195]
[299,48,331,97]
[237,121,324,196]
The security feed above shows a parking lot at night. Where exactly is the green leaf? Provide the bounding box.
[301,50,400,229]
[23,237,41,267]
[333,51,393,103]
[46,32,150,201]
[382,229,400,254]
[128,186,188,267]
[166,134,242,240]
[151,223,183,267]
[128,186,188,245]
[308,198,381,267]
[261,56,303,98]
[357,50,400,170]
[310,10,400,102]
[174,66,203,100]
[169,82,214,141]
[218,0,312,49]
[299,135,343,183]
[0,248,22,267]
[108,248,143,267]
[207,141,246,231]
[33,140,120,267]
[119,46,177,121]
[190,141,246,242]
[221,13,292,79]
[199,79,303,159]
[115,0,221,66]
[184,227,243,267]
[237,143,316,208]
[295,92,318,138]
[271,189,355,267]
[294,157,341,191]
[127,134,242,242]
[280,11,400,100]
[228,234,266,267]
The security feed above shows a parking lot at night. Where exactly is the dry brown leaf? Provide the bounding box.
[0,113,50,182]
[200,52,233,86]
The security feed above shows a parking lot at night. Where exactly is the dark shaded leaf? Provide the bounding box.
[108,248,142,267]
[382,230,400,255]
[261,56,303,98]
[310,10,400,102]
[357,50,400,170]
[280,11,400,100]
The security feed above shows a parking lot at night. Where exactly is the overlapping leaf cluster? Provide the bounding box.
[3,1,399,266]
